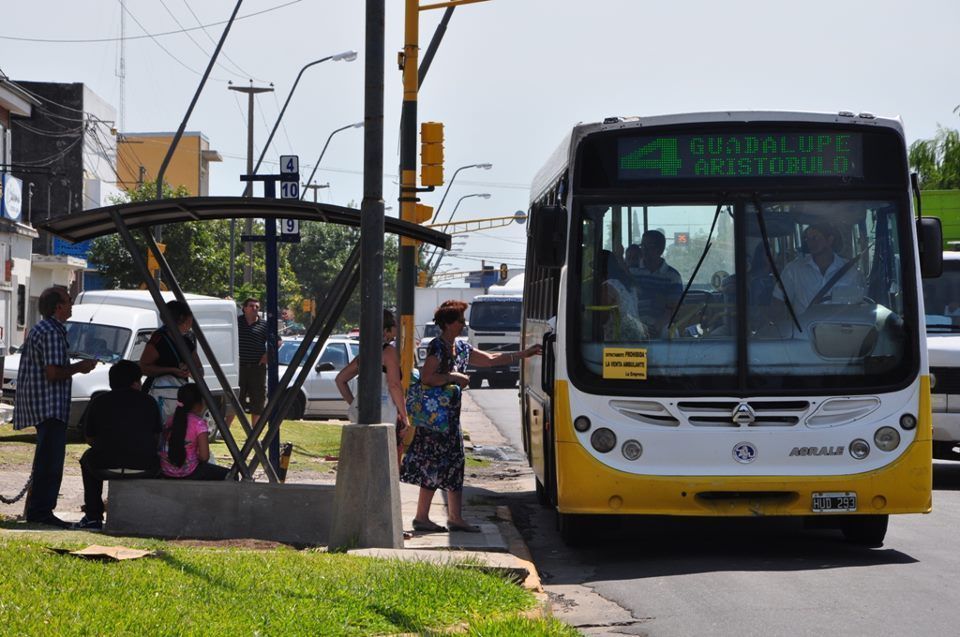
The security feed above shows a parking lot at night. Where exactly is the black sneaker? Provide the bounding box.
[26,514,72,529]
[72,515,103,531]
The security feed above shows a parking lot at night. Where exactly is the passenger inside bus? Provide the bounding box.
[597,250,647,341]
[632,230,682,337]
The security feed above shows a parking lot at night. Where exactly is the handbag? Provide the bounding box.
[405,371,460,433]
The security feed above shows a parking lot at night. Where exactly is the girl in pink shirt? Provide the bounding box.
[159,383,229,480]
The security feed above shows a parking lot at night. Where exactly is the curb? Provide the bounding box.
[494,504,552,620]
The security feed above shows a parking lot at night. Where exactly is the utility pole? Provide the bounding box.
[228,82,274,287]
[397,0,421,385]
[397,0,487,387]
[329,0,403,551]
[301,182,330,202]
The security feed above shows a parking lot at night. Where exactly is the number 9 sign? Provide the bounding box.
[281,219,299,235]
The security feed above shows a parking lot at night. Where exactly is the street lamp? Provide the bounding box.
[300,121,364,199]
[231,49,357,297]
[428,193,490,274]
[429,163,492,225]
[252,50,358,176]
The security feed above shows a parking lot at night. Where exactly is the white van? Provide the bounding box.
[2,290,239,428]
[923,251,960,458]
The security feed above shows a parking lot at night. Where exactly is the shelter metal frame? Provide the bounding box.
[42,197,450,482]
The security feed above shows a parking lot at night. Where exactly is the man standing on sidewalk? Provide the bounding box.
[14,287,97,528]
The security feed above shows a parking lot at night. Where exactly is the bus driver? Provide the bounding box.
[773,222,866,315]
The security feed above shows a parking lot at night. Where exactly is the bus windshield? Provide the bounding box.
[574,198,914,393]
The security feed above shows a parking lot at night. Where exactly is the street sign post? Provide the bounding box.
[239,154,300,472]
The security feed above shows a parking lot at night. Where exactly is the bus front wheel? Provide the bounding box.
[841,514,888,547]
[557,512,587,546]
[535,477,549,506]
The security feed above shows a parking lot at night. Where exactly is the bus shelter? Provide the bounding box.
[42,196,450,484]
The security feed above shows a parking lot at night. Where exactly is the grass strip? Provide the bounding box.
[0,537,538,636]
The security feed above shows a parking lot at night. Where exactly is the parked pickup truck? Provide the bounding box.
[2,290,239,428]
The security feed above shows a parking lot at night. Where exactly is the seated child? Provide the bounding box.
[159,383,229,480]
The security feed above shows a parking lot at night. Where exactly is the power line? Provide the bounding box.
[158,0,249,81]
[0,0,304,43]
[179,0,267,83]
[120,2,230,82]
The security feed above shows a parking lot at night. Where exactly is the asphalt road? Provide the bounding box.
[470,387,960,637]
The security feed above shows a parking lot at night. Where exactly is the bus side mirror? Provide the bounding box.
[918,216,943,279]
[531,205,567,268]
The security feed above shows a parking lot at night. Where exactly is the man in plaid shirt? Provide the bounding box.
[14,287,97,528]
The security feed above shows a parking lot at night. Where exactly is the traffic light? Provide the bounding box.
[674,232,689,246]
[499,263,509,281]
[420,122,444,187]
[146,242,166,275]
[415,203,433,224]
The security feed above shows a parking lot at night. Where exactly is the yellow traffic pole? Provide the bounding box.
[398,0,421,390]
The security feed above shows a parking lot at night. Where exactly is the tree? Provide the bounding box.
[909,126,960,189]
[287,221,399,330]
[87,182,298,301]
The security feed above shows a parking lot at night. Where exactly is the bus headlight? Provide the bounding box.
[849,439,870,460]
[899,413,917,430]
[574,416,592,432]
[874,426,901,452]
[590,428,616,453]
[621,439,643,461]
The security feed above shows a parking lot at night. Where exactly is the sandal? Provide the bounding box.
[447,521,482,533]
[412,519,447,533]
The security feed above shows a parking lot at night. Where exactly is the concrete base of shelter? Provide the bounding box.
[104,480,336,546]
[328,423,403,550]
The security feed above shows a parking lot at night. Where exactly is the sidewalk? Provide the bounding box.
[356,389,544,593]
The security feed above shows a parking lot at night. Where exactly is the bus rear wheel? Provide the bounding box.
[841,514,888,547]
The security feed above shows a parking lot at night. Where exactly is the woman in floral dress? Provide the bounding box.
[400,300,541,533]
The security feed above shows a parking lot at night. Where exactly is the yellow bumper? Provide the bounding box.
[554,379,933,517]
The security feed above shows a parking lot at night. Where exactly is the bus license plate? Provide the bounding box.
[811,492,857,513]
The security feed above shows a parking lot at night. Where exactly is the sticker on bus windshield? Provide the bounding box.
[603,348,647,380]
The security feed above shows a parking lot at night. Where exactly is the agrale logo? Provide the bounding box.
[789,446,844,457]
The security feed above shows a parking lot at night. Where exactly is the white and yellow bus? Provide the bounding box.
[521,111,943,546]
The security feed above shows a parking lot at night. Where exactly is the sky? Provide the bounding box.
[3,0,959,284]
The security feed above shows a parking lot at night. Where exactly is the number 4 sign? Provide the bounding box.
[280,155,299,174]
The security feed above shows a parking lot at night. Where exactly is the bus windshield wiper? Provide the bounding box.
[754,194,802,333]
[667,196,727,333]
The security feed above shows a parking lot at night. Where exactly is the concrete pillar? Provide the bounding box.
[328,424,403,549]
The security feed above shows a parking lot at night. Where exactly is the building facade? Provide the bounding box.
[0,76,41,350]
[117,131,221,196]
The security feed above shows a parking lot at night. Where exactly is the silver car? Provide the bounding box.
[278,336,359,419]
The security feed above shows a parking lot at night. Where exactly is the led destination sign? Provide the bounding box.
[617,132,863,180]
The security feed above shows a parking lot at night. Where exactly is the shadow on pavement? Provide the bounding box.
[503,491,919,585]
[933,460,960,491]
